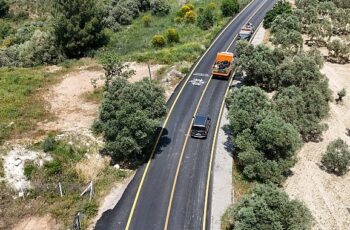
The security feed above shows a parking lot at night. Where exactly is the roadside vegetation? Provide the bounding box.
[222,0,350,228]
[1,0,258,228]
[1,134,130,228]
[222,184,313,230]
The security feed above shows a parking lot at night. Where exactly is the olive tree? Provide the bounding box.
[226,86,271,137]
[322,138,350,175]
[222,184,313,230]
[263,0,292,29]
[327,39,350,63]
[237,42,285,90]
[94,79,166,163]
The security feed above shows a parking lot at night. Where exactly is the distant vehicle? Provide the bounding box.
[191,115,211,139]
[238,22,255,41]
[212,52,234,78]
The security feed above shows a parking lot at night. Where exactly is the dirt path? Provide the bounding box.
[38,62,164,134]
[284,63,350,230]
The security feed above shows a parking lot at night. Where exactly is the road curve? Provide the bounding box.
[95,1,276,229]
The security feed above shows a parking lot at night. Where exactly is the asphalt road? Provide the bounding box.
[95,1,276,229]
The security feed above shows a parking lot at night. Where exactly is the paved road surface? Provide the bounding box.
[95,0,276,229]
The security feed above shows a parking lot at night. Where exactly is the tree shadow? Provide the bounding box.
[104,127,172,169]
[222,124,234,156]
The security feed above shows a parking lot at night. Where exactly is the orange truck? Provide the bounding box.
[212,52,234,78]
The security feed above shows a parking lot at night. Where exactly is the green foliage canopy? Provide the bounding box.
[53,0,107,58]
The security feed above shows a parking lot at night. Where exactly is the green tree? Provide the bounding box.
[152,34,166,47]
[151,0,171,16]
[221,0,239,17]
[337,88,346,102]
[327,39,350,63]
[256,115,302,159]
[53,0,107,58]
[0,0,9,18]
[237,115,301,183]
[237,42,285,90]
[227,86,271,137]
[197,8,215,30]
[166,28,180,43]
[223,184,313,230]
[99,51,135,87]
[322,138,350,175]
[94,64,166,162]
[264,0,292,28]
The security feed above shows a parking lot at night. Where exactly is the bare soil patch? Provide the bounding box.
[284,62,350,230]
[38,62,165,134]
[12,215,61,230]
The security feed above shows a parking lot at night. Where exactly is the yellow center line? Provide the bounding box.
[201,1,269,229]
[124,0,258,228]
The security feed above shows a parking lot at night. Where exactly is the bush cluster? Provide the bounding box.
[263,0,292,29]
[151,28,180,47]
[322,138,350,175]
[0,0,9,18]
[0,29,64,67]
[221,0,239,17]
[176,4,197,24]
[94,56,166,163]
[222,184,313,230]
[227,86,302,183]
[236,41,330,142]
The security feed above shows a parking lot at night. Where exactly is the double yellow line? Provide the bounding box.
[124,0,266,229]
[201,4,268,230]
[164,1,268,229]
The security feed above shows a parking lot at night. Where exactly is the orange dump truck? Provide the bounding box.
[212,52,234,78]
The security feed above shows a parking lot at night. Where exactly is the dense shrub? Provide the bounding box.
[94,59,166,162]
[0,20,12,40]
[53,0,107,58]
[236,41,285,90]
[322,138,350,175]
[0,29,64,67]
[18,30,64,66]
[197,8,215,30]
[237,115,301,183]
[166,28,180,43]
[184,10,197,23]
[42,135,57,152]
[151,0,171,16]
[227,86,271,137]
[177,3,194,17]
[223,184,313,230]
[106,0,140,26]
[142,15,152,27]
[152,34,166,47]
[44,159,62,176]
[264,0,292,28]
[0,0,9,18]
[221,0,239,17]
[24,161,37,180]
[327,39,350,63]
